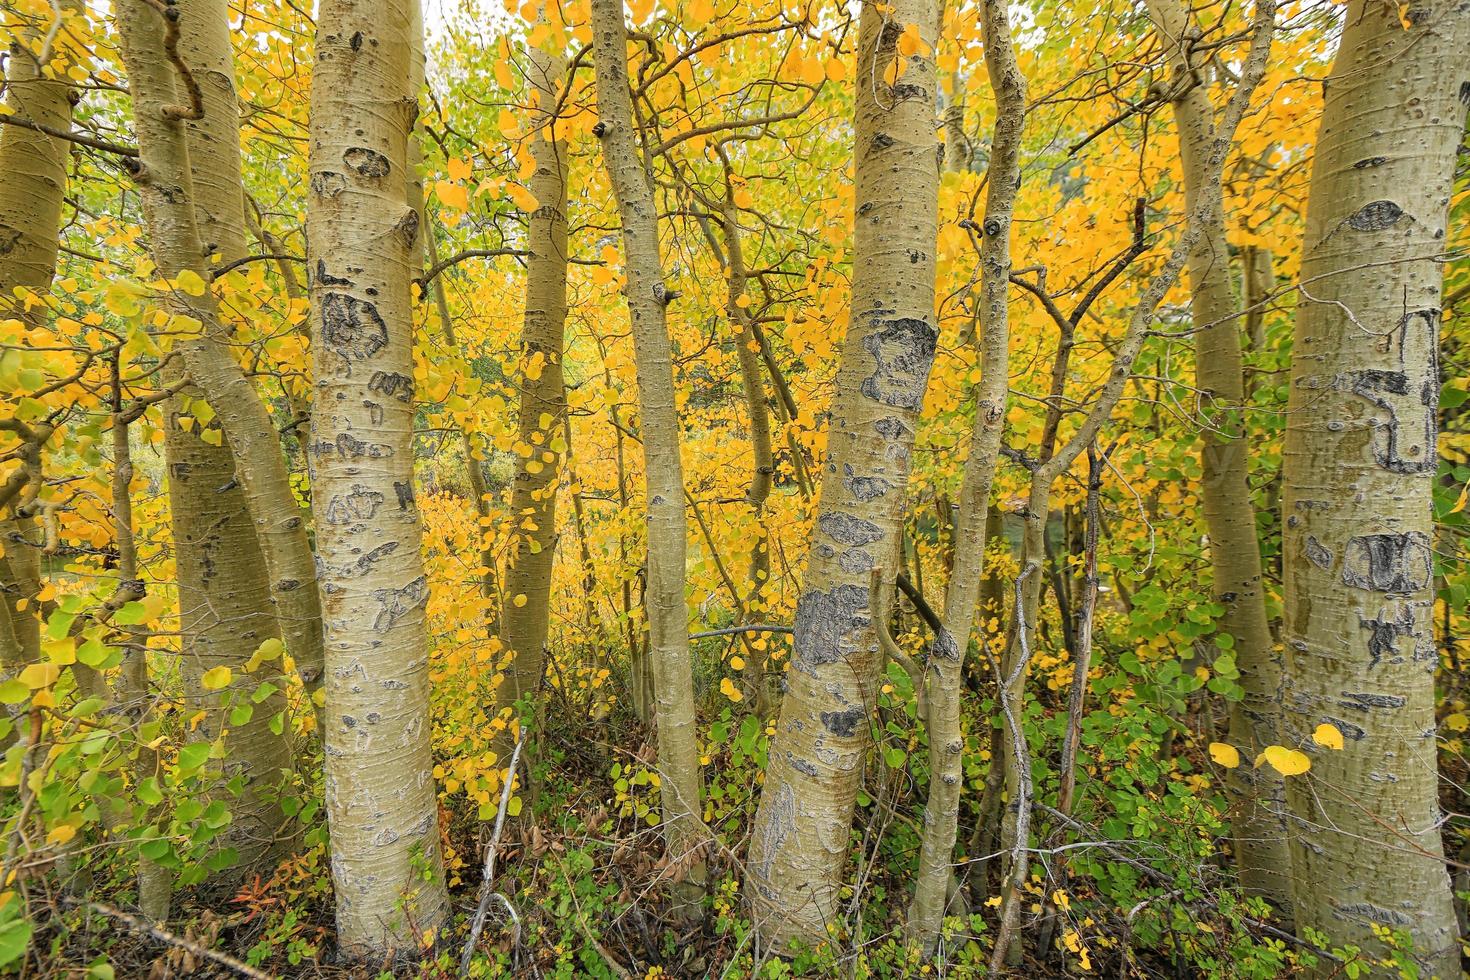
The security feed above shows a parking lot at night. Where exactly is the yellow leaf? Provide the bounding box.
[893,23,917,56]
[1258,745,1311,776]
[733,187,754,209]
[1445,713,1467,732]
[825,57,847,82]
[19,663,60,689]
[719,677,743,702]
[513,593,528,608]
[508,183,540,212]
[245,637,285,673]
[730,655,745,670]
[689,0,713,20]
[1312,723,1344,750]
[175,269,207,297]
[436,180,468,212]
[1207,742,1240,769]
[497,108,519,139]
[43,637,75,666]
[507,795,523,817]
[201,665,233,690]
[446,156,473,181]
[47,825,76,846]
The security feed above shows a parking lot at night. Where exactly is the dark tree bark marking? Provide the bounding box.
[1344,200,1404,231]
[1340,531,1431,593]
[858,316,938,409]
[817,512,883,547]
[1342,319,1438,474]
[1337,690,1408,712]
[343,146,391,177]
[843,463,891,502]
[1357,605,1416,667]
[393,481,415,510]
[321,293,389,362]
[819,705,867,737]
[368,371,413,403]
[370,574,428,630]
[323,484,384,524]
[793,583,868,667]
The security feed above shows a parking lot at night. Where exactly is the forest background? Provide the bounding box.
[1,0,1468,975]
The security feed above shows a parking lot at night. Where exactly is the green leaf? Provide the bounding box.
[112,602,148,626]
[883,746,906,769]
[0,680,28,705]
[77,638,111,667]
[176,742,211,771]
[139,839,171,862]
[70,697,106,718]
[0,916,32,968]
[137,777,163,807]
[46,610,76,641]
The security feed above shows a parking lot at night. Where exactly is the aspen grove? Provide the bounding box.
[2,0,1470,975]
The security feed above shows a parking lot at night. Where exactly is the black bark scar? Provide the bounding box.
[859,316,938,409]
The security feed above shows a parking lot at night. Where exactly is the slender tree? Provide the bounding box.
[497,38,570,739]
[746,0,941,945]
[1146,0,1291,914]
[908,0,1022,953]
[105,0,327,701]
[1281,1,1468,973]
[166,0,298,879]
[0,1,76,668]
[305,0,450,954]
[589,0,707,915]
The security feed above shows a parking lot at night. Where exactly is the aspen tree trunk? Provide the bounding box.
[589,0,706,916]
[985,9,1274,963]
[497,42,569,734]
[306,0,450,953]
[112,0,326,698]
[405,1,502,622]
[1280,2,1467,973]
[908,0,1020,953]
[722,202,776,715]
[115,0,301,890]
[108,365,175,921]
[160,0,297,879]
[1146,0,1291,915]
[0,7,74,662]
[746,0,940,946]
[0,9,71,325]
